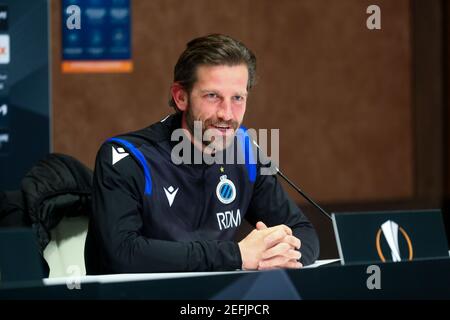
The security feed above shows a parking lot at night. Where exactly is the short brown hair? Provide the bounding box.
[169,34,257,110]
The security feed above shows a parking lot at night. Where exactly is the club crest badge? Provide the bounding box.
[216,175,236,205]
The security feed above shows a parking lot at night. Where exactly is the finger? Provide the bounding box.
[262,247,301,263]
[292,249,302,261]
[261,242,291,260]
[264,229,288,248]
[278,224,292,236]
[286,249,301,261]
[282,224,292,236]
[258,258,303,271]
[256,221,268,230]
[257,264,279,271]
[258,255,291,269]
[275,248,301,261]
[265,224,292,236]
[283,235,301,250]
[279,259,303,269]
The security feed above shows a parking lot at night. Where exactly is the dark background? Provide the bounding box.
[0,0,50,191]
[49,0,450,258]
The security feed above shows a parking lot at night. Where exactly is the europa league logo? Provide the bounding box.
[376,220,413,262]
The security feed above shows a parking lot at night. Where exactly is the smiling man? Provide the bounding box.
[173,63,247,152]
[85,34,319,274]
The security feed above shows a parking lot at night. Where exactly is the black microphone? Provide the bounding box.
[252,140,332,221]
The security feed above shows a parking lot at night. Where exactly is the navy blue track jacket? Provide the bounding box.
[85,113,319,274]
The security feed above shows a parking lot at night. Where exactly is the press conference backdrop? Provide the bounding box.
[0,0,50,190]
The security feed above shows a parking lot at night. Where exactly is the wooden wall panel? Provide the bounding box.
[52,0,413,204]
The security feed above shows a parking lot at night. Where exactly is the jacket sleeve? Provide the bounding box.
[90,142,242,273]
[245,163,320,266]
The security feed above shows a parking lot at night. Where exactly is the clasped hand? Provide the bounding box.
[238,221,302,270]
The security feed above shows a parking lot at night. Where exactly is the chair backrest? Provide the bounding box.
[43,216,88,278]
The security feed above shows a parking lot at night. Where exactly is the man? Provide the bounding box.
[85,34,319,274]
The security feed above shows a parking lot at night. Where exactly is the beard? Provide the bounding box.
[185,100,240,152]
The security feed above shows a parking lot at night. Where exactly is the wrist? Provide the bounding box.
[238,241,248,270]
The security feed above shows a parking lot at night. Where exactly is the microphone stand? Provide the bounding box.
[251,140,332,221]
[275,167,332,221]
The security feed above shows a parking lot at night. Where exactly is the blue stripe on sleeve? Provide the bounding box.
[108,138,153,196]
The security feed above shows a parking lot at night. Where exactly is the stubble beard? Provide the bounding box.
[185,100,240,153]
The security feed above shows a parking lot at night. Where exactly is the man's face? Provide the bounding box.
[182,64,248,151]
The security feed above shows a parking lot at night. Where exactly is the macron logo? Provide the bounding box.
[163,186,179,207]
[112,146,129,165]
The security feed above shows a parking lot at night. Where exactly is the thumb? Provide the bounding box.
[256,221,268,230]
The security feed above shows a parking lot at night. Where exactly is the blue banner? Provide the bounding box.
[62,0,132,73]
